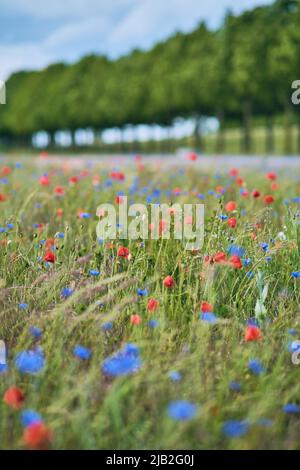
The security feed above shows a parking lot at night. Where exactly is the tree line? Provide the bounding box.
[0,0,300,153]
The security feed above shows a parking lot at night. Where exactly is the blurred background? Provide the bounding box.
[0,0,300,155]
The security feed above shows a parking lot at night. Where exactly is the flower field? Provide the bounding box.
[0,154,300,450]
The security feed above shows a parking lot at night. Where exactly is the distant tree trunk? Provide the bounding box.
[216,109,225,154]
[284,103,293,155]
[265,116,275,154]
[194,114,202,151]
[48,131,56,147]
[70,130,76,147]
[242,102,252,154]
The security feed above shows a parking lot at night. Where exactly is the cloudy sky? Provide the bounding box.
[0,0,273,79]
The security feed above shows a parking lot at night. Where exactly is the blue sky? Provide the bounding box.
[0,0,274,79]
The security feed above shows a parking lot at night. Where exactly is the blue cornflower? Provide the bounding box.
[288,340,300,353]
[19,303,28,310]
[102,322,113,331]
[229,381,242,392]
[247,318,259,327]
[102,354,141,377]
[219,214,228,221]
[56,232,64,239]
[265,256,272,263]
[80,212,91,219]
[102,343,141,377]
[29,326,42,339]
[0,227,6,233]
[148,319,159,328]
[228,245,245,257]
[222,420,249,438]
[89,269,100,276]
[73,345,91,361]
[61,287,74,299]
[15,349,45,374]
[167,401,197,421]
[7,223,14,229]
[291,271,300,278]
[123,343,140,357]
[137,288,148,297]
[200,312,218,324]
[20,410,43,428]
[168,371,182,382]
[242,258,252,267]
[248,359,265,375]
[246,271,254,279]
[0,364,8,374]
[288,328,297,336]
[283,403,300,414]
[260,243,269,252]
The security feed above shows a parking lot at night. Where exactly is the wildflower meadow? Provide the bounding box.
[0,153,300,450]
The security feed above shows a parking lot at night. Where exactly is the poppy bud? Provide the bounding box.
[163,275,175,288]
[3,386,25,410]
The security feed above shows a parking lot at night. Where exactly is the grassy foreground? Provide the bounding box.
[0,155,300,450]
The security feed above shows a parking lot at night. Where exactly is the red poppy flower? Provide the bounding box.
[225,201,237,212]
[252,189,260,198]
[54,186,64,196]
[44,251,55,263]
[229,255,242,269]
[201,301,213,313]
[187,152,198,161]
[23,423,53,450]
[163,275,175,288]
[236,177,244,187]
[2,166,12,175]
[264,195,274,204]
[216,186,224,194]
[110,171,125,181]
[0,194,6,202]
[130,314,142,325]
[56,208,63,217]
[228,218,237,228]
[117,246,130,259]
[229,168,239,177]
[39,175,50,186]
[115,195,124,205]
[271,182,279,190]
[3,386,25,410]
[266,171,277,181]
[147,298,159,312]
[69,175,79,185]
[244,325,262,342]
[214,252,227,264]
